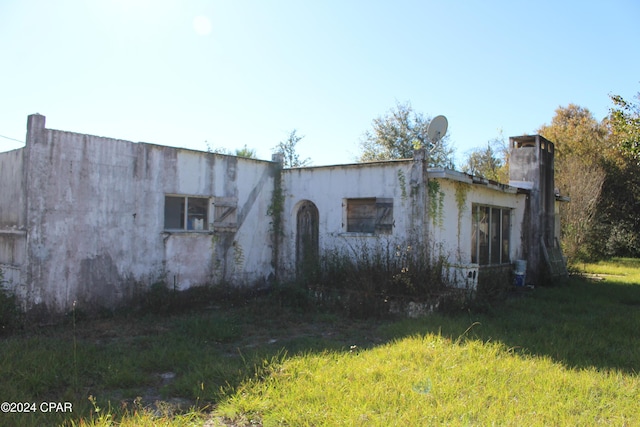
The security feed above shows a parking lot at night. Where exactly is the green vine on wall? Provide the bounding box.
[267,168,284,236]
[397,169,407,200]
[267,165,284,276]
[454,181,469,222]
[428,180,445,229]
[454,181,470,261]
[233,240,245,270]
[209,233,219,283]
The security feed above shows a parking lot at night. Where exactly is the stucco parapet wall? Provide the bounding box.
[0,146,25,154]
[284,158,413,171]
[428,168,520,194]
[25,114,277,166]
[37,130,277,167]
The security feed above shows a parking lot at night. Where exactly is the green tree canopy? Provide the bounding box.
[609,92,640,163]
[598,92,640,257]
[357,101,455,167]
[235,145,257,159]
[537,102,640,258]
[538,104,609,164]
[461,134,508,182]
[273,130,311,168]
[538,105,610,261]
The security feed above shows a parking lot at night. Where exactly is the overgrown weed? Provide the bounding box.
[2,260,639,425]
[0,268,22,335]
[307,239,450,318]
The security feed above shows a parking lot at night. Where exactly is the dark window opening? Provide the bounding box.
[471,204,510,265]
[164,195,209,231]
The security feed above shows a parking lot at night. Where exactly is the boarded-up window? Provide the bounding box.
[213,197,238,230]
[471,204,510,265]
[375,198,393,234]
[346,198,393,234]
[164,196,209,231]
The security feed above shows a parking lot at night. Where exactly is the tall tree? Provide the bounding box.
[597,92,640,257]
[461,133,508,182]
[538,97,640,260]
[357,101,455,167]
[539,104,609,163]
[594,156,640,257]
[538,104,609,261]
[273,130,311,168]
[609,92,640,163]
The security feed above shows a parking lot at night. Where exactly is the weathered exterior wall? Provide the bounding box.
[427,173,526,264]
[0,147,25,229]
[279,155,428,278]
[423,170,526,290]
[279,155,529,290]
[161,151,275,288]
[2,114,559,315]
[0,147,27,292]
[21,115,276,314]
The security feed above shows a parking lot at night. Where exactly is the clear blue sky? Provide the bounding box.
[1,0,638,166]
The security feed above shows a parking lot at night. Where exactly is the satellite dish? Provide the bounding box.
[427,115,448,145]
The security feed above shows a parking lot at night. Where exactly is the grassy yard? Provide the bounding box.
[1,258,639,426]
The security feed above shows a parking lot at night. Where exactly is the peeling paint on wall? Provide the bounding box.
[4,115,278,314]
[78,254,122,308]
[0,114,559,316]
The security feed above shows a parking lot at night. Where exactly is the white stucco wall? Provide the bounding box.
[0,147,25,229]
[427,172,526,265]
[162,151,275,288]
[279,158,428,277]
[5,114,551,315]
[279,159,527,286]
[21,115,276,313]
[0,147,27,295]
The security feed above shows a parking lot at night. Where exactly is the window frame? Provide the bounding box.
[344,197,394,235]
[164,195,211,232]
[471,203,511,265]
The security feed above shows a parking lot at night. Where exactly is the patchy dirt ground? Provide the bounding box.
[62,301,393,418]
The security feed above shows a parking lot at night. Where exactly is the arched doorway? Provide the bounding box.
[296,201,319,278]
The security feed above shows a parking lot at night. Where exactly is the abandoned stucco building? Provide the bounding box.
[0,114,564,315]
